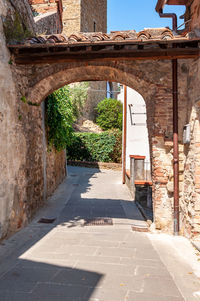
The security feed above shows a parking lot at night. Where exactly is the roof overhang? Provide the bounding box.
[8,38,200,65]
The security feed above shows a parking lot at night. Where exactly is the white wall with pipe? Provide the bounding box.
[118,85,150,175]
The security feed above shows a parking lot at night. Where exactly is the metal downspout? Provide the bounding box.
[172,57,179,235]
[159,9,178,31]
[159,10,179,235]
[122,85,127,184]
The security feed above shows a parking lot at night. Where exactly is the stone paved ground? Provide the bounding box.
[0,166,200,301]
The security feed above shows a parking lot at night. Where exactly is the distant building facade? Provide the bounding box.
[62,0,107,121]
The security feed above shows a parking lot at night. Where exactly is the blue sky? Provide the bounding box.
[107,0,186,32]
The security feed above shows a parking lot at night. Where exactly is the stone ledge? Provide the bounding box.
[68,160,122,171]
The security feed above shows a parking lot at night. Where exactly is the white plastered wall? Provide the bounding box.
[118,86,150,176]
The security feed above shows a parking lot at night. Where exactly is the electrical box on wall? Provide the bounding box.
[183,124,190,144]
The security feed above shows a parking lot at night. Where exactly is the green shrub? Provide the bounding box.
[46,83,88,151]
[95,98,123,131]
[46,86,74,151]
[109,129,122,163]
[67,130,122,163]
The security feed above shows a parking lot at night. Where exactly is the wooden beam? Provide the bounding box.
[13,48,200,65]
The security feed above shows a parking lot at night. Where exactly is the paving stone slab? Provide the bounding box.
[143,277,182,297]
[75,261,137,276]
[96,246,136,258]
[32,282,95,301]
[88,286,128,301]
[126,291,184,301]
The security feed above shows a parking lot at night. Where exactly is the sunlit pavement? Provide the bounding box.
[0,166,200,301]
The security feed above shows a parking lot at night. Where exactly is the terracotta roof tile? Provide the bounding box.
[21,28,191,46]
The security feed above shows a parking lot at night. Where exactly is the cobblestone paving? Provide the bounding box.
[0,166,197,300]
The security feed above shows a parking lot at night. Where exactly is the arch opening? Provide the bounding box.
[41,74,153,217]
[24,60,174,232]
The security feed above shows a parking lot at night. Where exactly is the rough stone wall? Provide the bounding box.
[62,0,81,35]
[62,0,107,35]
[29,0,62,34]
[0,1,25,237]
[81,0,107,33]
[186,0,200,32]
[29,0,57,14]
[179,58,200,239]
[34,11,59,35]
[6,0,36,34]
[177,2,200,239]
[0,0,66,239]
[46,149,66,197]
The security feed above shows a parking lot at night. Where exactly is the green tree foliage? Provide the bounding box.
[46,86,74,151]
[46,83,88,151]
[67,129,122,163]
[109,129,122,163]
[95,98,123,131]
[69,82,89,119]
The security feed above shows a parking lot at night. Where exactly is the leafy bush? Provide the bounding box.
[95,98,123,131]
[109,129,122,163]
[46,83,88,151]
[67,130,122,163]
[46,86,74,151]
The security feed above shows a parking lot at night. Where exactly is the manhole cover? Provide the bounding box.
[84,218,113,226]
[132,224,149,232]
[38,218,56,224]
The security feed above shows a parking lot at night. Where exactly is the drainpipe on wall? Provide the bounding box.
[172,57,179,236]
[158,10,180,235]
[122,85,127,184]
[159,9,177,32]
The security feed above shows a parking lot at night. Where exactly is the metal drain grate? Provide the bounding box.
[72,183,79,186]
[38,218,56,224]
[84,218,113,226]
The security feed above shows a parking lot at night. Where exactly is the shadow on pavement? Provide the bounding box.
[58,165,144,227]
[0,259,103,301]
[0,165,143,301]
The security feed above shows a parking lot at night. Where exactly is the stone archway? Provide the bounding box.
[17,59,176,232]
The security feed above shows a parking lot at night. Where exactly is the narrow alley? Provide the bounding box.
[0,166,200,301]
